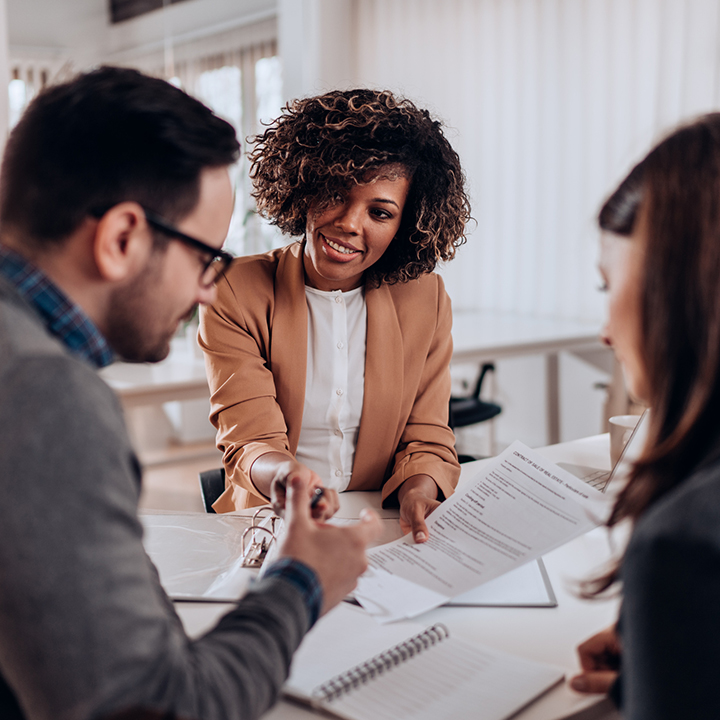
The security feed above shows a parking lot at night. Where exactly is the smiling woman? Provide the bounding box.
[303,172,410,292]
[199,89,471,543]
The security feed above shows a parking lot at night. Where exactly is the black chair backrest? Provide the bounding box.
[472,363,495,399]
[449,362,502,430]
[198,467,226,514]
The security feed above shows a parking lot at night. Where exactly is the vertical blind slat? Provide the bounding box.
[354,0,720,320]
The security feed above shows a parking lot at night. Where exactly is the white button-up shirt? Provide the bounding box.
[295,285,367,491]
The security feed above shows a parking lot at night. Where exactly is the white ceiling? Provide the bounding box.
[8,0,108,54]
[7,0,276,64]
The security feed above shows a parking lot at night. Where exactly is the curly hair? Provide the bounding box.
[248,89,471,285]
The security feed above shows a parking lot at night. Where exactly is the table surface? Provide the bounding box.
[452,309,601,363]
[99,354,208,394]
[176,434,622,720]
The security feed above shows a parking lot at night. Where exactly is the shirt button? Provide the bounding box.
[335,429,342,436]
[335,469,342,477]
[337,341,344,349]
[336,388,343,396]
[335,296,343,304]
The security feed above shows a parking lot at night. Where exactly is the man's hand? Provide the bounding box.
[278,475,381,614]
[570,625,621,694]
[398,474,441,543]
[253,453,339,521]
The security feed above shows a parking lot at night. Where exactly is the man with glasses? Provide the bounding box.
[142,207,235,285]
[0,67,380,720]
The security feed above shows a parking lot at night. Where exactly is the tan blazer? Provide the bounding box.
[198,242,460,511]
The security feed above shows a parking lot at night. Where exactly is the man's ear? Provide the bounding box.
[93,202,154,282]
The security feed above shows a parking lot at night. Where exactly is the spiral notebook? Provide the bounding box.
[284,604,564,720]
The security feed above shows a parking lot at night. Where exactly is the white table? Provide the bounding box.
[100,354,216,463]
[102,311,603,422]
[176,434,621,720]
[452,310,605,445]
[101,311,606,449]
[99,354,209,408]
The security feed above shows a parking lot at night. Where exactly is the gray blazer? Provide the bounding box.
[0,276,310,720]
[618,452,720,719]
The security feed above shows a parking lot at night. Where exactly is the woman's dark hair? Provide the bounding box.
[0,66,240,247]
[248,88,471,285]
[588,113,720,594]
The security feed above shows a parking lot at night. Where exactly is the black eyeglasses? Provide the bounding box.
[141,207,234,288]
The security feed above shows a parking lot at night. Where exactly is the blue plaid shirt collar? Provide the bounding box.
[0,244,114,368]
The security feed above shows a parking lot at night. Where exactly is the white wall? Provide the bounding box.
[101,0,276,65]
[0,0,9,147]
[278,0,355,102]
[352,0,720,322]
[338,0,720,449]
[7,0,106,66]
[13,0,719,449]
[13,2,720,321]
[6,0,277,69]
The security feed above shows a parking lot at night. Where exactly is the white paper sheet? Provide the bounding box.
[355,441,610,621]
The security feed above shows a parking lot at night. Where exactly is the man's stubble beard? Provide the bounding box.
[104,255,177,363]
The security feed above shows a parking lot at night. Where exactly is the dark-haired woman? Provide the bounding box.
[569,113,720,718]
[199,90,471,543]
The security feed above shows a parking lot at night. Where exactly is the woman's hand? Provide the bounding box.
[570,625,621,694]
[271,461,340,522]
[398,474,441,543]
[252,453,340,521]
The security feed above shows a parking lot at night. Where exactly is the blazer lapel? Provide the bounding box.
[351,283,404,489]
[271,242,307,453]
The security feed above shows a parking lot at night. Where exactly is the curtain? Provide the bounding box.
[354,0,720,320]
[129,33,282,255]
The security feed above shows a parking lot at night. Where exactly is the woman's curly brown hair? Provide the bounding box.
[248,88,471,285]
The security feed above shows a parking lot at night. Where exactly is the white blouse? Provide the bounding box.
[295,285,367,491]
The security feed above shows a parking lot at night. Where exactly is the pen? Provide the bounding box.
[275,479,325,510]
[310,487,325,509]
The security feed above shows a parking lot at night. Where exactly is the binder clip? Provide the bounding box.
[240,507,279,568]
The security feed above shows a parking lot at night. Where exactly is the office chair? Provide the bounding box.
[198,467,226,514]
[450,362,502,463]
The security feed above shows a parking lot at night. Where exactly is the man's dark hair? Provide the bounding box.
[0,66,240,247]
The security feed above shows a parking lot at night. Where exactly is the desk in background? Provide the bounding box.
[100,354,208,408]
[99,353,217,467]
[101,311,606,459]
[176,434,621,720]
[102,312,603,411]
[452,310,605,446]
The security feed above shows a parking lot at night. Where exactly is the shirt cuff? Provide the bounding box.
[264,557,323,628]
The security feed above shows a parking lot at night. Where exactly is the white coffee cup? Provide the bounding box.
[609,414,642,467]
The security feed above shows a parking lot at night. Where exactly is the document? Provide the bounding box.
[355,441,610,621]
[285,603,564,720]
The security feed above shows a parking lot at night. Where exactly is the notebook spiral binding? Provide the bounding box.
[312,623,450,703]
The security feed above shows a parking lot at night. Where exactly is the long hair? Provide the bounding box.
[248,89,471,286]
[588,113,720,593]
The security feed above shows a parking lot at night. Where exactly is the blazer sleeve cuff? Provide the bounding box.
[380,454,460,505]
[216,442,296,511]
